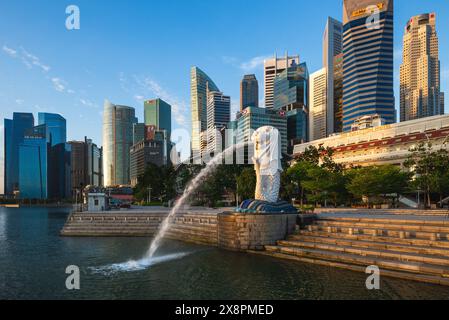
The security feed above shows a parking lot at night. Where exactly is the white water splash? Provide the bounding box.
[145,142,250,259]
[89,252,191,275]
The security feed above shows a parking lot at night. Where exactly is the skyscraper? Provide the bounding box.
[206,89,230,153]
[68,137,103,196]
[133,123,146,145]
[144,98,172,137]
[240,74,259,110]
[309,68,328,141]
[342,0,395,131]
[207,90,231,130]
[4,112,34,196]
[103,100,137,186]
[323,17,343,135]
[18,125,48,199]
[273,61,309,150]
[190,67,220,155]
[130,129,169,187]
[264,54,300,108]
[237,107,288,155]
[400,13,444,121]
[36,113,71,199]
[333,53,344,133]
[38,113,67,146]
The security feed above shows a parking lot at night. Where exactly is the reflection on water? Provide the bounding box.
[1,207,449,300]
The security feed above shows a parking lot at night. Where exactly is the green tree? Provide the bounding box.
[285,161,315,206]
[236,167,256,201]
[134,163,176,204]
[405,143,449,208]
[347,165,411,207]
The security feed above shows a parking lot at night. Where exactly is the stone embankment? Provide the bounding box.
[60,209,297,249]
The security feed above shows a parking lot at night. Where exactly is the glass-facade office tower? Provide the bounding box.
[19,125,49,199]
[133,123,146,145]
[273,62,309,151]
[237,107,288,155]
[4,112,34,196]
[333,54,344,133]
[240,74,259,111]
[103,100,137,186]
[38,113,67,146]
[190,67,220,155]
[37,113,70,199]
[342,0,395,131]
[144,98,172,138]
[49,142,71,200]
[264,54,300,108]
[400,13,444,121]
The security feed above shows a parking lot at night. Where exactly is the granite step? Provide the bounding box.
[277,240,449,267]
[264,245,449,278]
[251,250,449,286]
[309,224,449,241]
[295,230,449,249]
[318,216,449,227]
[289,234,449,258]
[316,219,449,234]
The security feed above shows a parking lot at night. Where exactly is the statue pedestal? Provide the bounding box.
[217,212,298,251]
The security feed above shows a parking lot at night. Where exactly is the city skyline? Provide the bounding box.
[1,0,449,193]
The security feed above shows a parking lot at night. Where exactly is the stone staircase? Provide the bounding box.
[257,216,449,286]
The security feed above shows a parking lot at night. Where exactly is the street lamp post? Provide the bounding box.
[148,187,152,204]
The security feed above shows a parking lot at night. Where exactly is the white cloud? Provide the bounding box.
[239,55,271,72]
[15,99,24,105]
[120,73,189,129]
[222,54,271,72]
[2,45,17,58]
[2,45,51,72]
[79,98,98,109]
[51,78,66,92]
[136,76,189,127]
[134,95,145,103]
[20,47,50,72]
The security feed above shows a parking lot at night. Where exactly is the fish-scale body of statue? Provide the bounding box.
[236,126,297,214]
[251,126,282,203]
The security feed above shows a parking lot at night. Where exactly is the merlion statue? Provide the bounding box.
[236,126,297,214]
[252,126,282,203]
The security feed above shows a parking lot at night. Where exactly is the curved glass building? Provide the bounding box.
[103,100,137,186]
[342,0,395,131]
[190,67,219,155]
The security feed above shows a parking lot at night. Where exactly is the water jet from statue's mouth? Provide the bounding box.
[89,252,191,275]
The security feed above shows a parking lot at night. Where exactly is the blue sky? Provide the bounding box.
[1,0,448,193]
